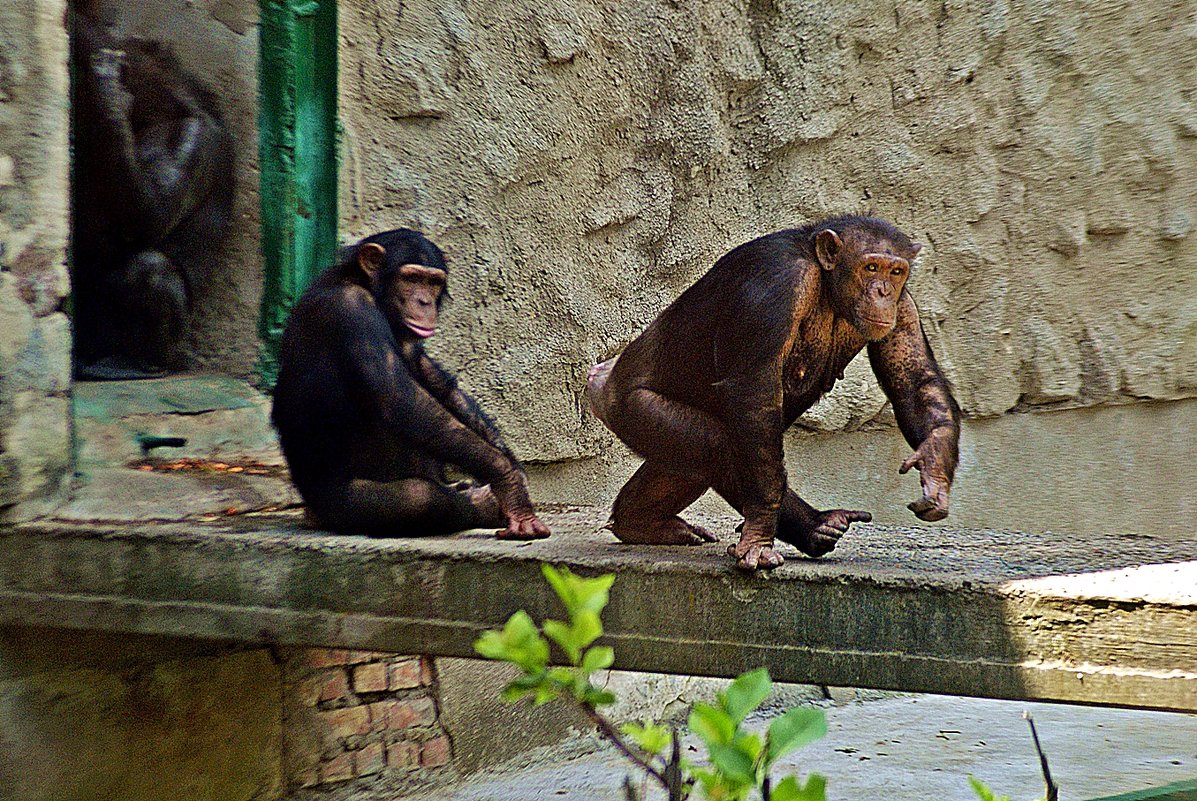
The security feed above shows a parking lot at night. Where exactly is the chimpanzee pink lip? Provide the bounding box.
[405,322,436,338]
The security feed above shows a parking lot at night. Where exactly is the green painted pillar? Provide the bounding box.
[257,0,338,386]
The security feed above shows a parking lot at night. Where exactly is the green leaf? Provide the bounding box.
[473,629,510,661]
[547,666,576,686]
[734,732,763,764]
[689,702,736,746]
[968,776,1011,801]
[543,619,581,663]
[573,610,604,650]
[722,668,771,724]
[499,684,533,703]
[766,707,828,764]
[581,686,616,707]
[621,720,672,756]
[708,742,756,786]
[772,774,828,801]
[580,645,615,674]
[541,564,616,617]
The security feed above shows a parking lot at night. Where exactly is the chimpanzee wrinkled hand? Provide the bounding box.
[900,427,955,522]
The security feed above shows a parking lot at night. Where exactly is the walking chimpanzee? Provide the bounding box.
[587,215,960,570]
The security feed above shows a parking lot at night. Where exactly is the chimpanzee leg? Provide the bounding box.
[310,476,505,538]
[609,462,718,545]
[712,478,869,558]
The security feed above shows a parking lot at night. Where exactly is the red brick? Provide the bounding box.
[320,752,353,784]
[295,676,323,707]
[365,700,395,733]
[355,742,385,776]
[420,657,435,685]
[353,662,388,693]
[386,740,420,770]
[347,650,388,664]
[307,648,353,669]
[421,736,452,768]
[322,706,370,740]
[319,669,351,703]
[387,696,436,730]
[387,658,422,690]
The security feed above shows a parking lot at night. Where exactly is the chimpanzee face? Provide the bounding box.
[386,263,446,339]
[815,228,921,341]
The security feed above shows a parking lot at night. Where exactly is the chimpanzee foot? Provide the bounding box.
[726,536,785,571]
[777,509,871,558]
[497,513,552,540]
[609,516,719,545]
[463,484,505,527]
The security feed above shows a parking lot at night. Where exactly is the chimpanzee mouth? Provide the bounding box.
[405,322,436,338]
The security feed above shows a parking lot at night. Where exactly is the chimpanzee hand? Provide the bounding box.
[899,428,954,522]
[492,470,552,540]
[727,522,785,571]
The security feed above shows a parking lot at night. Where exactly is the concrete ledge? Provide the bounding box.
[2,509,1195,712]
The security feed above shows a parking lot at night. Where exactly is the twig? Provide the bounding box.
[1023,712,1059,801]
[582,703,671,789]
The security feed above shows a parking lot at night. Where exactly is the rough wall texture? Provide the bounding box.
[338,0,1197,471]
[0,0,73,519]
[0,628,282,801]
[95,0,262,378]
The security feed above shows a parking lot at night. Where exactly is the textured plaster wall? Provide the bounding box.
[0,628,282,801]
[338,0,1197,462]
[92,0,261,378]
[0,0,73,519]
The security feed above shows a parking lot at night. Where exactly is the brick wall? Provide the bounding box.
[283,648,453,794]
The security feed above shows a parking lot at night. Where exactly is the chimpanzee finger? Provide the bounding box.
[845,510,872,523]
[899,452,921,474]
[688,524,720,543]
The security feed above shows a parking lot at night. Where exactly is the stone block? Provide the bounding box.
[320,752,353,784]
[322,705,370,740]
[388,657,423,690]
[352,661,388,693]
[355,741,385,776]
[319,668,351,704]
[386,739,421,771]
[420,735,452,768]
[387,696,437,731]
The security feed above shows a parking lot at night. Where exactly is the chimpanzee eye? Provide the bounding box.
[865,263,878,272]
[891,267,904,277]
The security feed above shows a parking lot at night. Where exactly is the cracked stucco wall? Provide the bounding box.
[0,0,72,520]
[338,0,1197,535]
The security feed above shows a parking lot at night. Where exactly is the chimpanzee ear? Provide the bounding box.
[356,243,386,279]
[814,229,843,270]
[909,242,924,259]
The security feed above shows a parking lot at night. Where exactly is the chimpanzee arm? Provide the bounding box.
[715,264,809,568]
[404,346,520,467]
[340,321,520,487]
[867,292,961,521]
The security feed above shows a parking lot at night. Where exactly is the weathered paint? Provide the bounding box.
[257,0,338,386]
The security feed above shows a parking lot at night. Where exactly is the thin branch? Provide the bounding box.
[1024,712,1059,801]
[581,703,671,789]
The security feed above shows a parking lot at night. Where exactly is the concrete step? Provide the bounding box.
[2,508,1194,712]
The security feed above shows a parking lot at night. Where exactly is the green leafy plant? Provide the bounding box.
[473,565,827,800]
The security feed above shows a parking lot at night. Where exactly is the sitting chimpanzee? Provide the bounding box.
[587,215,960,570]
[71,6,234,379]
[272,229,551,540]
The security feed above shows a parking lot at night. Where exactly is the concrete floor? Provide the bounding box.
[402,694,1197,801]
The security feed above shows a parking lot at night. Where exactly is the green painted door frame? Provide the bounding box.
[257,0,339,386]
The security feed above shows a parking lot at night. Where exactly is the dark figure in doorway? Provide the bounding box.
[587,215,960,570]
[71,5,234,379]
[272,228,551,540]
